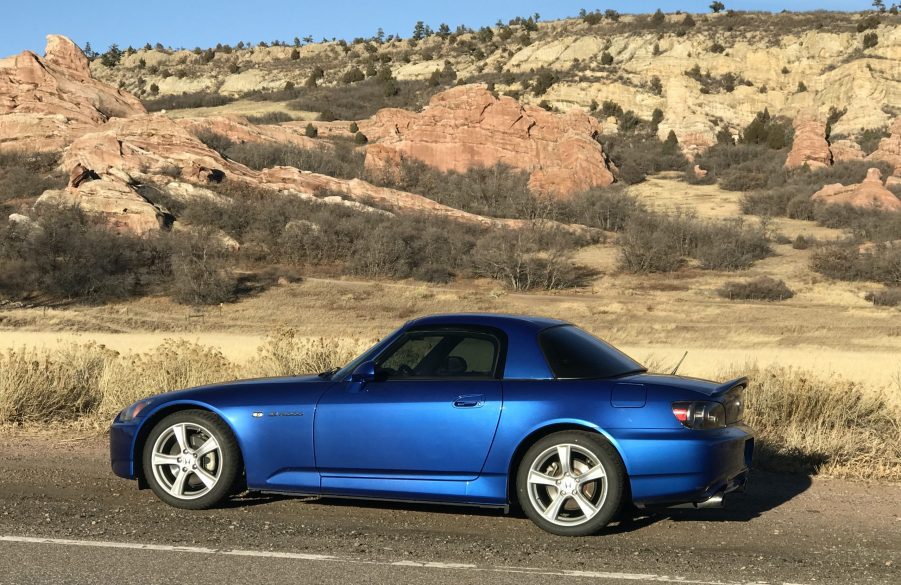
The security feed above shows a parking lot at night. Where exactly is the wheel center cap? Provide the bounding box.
[562,476,577,493]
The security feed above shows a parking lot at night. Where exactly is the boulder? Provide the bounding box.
[811,168,901,213]
[830,139,864,163]
[867,117,901,177]
[361,84,614,198]
[0,35,145,152]
[784,119,832,170]
[37,174,174,235]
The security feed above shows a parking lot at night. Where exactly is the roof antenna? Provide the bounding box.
[670,351,688,375]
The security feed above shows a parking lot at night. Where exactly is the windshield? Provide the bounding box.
[538,325,645,379]
[329,326,406,381]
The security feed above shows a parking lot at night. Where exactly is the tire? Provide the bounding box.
[142,409,242,510]
[516,431,625,536]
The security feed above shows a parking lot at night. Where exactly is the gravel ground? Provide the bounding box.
[0,434,898,585]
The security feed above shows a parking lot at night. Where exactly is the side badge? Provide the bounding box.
[252,412,263,418]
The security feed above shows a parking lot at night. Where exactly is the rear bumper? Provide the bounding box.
[613,424,754,507]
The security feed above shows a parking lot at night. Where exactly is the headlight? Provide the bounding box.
[672,401,726,429]
[118,400,152,422]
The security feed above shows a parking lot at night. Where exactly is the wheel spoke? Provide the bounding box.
[194,437,219,458]
[192,467,217,490]
[169,469,188,497]
[542,492,568,521]
[578,464,606,484]
[171,424,188,452]
[528,469,558,487]
[573,491,599,518]
[556,444,572,475]
[151,452,180,467]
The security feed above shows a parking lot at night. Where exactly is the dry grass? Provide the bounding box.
[0,333,369,425]
[1,336,899,481]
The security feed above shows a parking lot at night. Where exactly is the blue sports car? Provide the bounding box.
[110,314,753,536]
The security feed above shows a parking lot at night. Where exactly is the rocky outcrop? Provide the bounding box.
[785,119,832,170]
[37,174,173,235]
[811,168,901,212]
[362,85,614,198]
[868,117,901,177]
[830,139,865,163]
[0,35,145,152]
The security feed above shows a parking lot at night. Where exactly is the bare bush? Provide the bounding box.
[718,277,795,301]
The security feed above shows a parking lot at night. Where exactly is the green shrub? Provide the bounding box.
[305,123,318,138]
[245,111,293,124]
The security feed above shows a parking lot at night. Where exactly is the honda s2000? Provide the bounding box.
[111,314,753,536]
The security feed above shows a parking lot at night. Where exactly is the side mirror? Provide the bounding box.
[350,360,377,384]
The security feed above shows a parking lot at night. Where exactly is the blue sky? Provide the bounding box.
[6,1,874,57]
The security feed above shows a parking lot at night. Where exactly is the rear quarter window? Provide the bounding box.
[539,325,645,379]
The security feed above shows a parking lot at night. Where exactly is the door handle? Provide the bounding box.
[453,394,484,408]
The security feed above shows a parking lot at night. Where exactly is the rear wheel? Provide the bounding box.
[142,410,241,510]
[516,431,625,536]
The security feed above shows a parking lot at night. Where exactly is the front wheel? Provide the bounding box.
[516,431,625,536]
[142,410,242,510]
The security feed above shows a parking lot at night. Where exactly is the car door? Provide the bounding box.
[314,328,504,482]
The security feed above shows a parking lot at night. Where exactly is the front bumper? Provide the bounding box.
[110,417,141,480]
[615,424,754,507]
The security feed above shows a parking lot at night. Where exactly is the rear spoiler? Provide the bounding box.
[713,376,749,397]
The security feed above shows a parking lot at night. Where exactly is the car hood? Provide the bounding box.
[141,374,325,404]
[620,373,747,398]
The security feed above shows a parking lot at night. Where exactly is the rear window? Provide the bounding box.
[539,325,645,379]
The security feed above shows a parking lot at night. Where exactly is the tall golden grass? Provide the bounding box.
[1,334,898,480]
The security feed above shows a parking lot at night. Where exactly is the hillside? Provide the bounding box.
[90,10,901,149]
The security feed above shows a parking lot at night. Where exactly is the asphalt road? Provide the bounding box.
[0,435,898,585]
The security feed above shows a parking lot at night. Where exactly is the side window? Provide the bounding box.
[378,335,443,376]
[376,331,500,379]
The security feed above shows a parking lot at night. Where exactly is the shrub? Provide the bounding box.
[792,235,814,250]
[341,67,365,84]
[353,131,368,145]
[373,158,543,220]
[598,131,688,185]
[0,204,169,302]
[143,92,236,112]
[469,229,593,291]
[865,288,901,307]
[558,187,643,232]
[718,277,795,301]
[531,68,558,96]
[0,151,67,205]
[618,212,771,273]
[245,111,293,124]
[286,78,432,120]
[305,123,318,138]
[862,32,879,49]
[811,243,901,284]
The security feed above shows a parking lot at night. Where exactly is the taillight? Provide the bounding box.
[672,401,726,429]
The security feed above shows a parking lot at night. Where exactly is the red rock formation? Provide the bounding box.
[0,35,145,152]
[361,85,614,198]
[784,119,832,170]
[811,168,901,212]
[830,139,864,163]
[867,117,901,177]
[37,176,172,235]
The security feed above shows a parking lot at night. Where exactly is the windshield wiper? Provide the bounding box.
[318,367,340,379]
